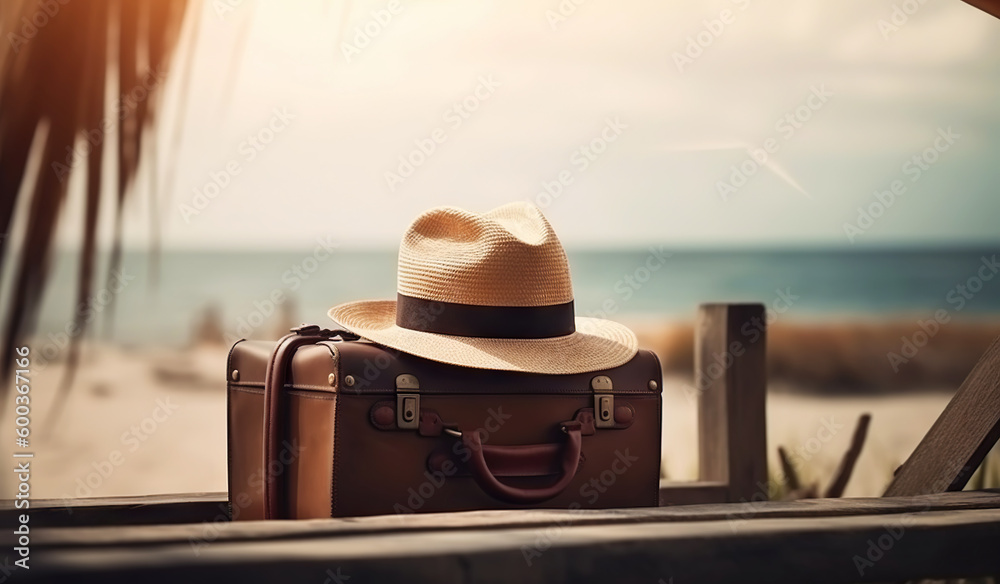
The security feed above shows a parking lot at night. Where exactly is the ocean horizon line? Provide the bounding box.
[49,241,1000,255]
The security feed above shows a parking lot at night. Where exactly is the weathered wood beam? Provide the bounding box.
[0,492,227,528]
[4,480,735,530]
[696,303,768,503]
[658,480,730,506]
[885,336,1000,496]
[12,493,1000,584]
[7,490,998,548]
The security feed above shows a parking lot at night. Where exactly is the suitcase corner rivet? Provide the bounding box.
[648,380,658,390]
[329,373,338,386]
[344,375,355,387]
[231,369,239,382]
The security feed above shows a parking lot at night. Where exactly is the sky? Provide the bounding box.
[57,0,1000,250]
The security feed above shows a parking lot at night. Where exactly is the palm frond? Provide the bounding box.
[0,0,193,414]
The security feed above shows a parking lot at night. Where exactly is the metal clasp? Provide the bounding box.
[396,374,420,430]
[591,375,615,428]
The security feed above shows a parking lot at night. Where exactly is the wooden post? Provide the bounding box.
[696,303,768,503]
[884,336,1000,496]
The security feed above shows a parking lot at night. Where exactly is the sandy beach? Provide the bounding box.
[0,338,961,502]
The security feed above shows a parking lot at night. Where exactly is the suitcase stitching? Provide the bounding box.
[314,342,341,519]
[320,342,341,519]
[230,382,337,392]
[331,392,340,517]
[285,391,336,401]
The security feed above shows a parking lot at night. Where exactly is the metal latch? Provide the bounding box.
[591,375,614,428]
[396,374,420,430]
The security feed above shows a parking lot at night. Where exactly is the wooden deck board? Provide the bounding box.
[15,502,1000,584]
[0,481,730,529]
[4,490,1000,583]
[0,492,227,528]
[5,489,999,547]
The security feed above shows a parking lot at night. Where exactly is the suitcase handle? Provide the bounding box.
[263,326,358,520]
[459,420,583,504]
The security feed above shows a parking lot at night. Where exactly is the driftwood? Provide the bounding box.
[778,413,872,500]
[826,413,872,498]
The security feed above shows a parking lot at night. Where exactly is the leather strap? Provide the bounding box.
[262,326,357,520]
[395,293,575,339]
[460,421,583,504]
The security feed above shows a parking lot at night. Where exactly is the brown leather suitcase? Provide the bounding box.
[227,325,663,520]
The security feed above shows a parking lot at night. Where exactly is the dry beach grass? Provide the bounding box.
[634,318,1000,392]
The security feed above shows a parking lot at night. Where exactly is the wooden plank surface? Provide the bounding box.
[696,303,768,503]
[885,336,1000,496]
[658,480,729,506]
[1,480,732,529]
[0,492,227,528]
[7,490,999,548]
[13,496,1000,584]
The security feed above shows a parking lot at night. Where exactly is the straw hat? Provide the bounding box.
[328,202,638,374]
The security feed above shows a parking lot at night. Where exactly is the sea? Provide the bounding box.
[29,247,1000,347]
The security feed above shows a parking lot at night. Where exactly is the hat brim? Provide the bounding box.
[328,300,638,375]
